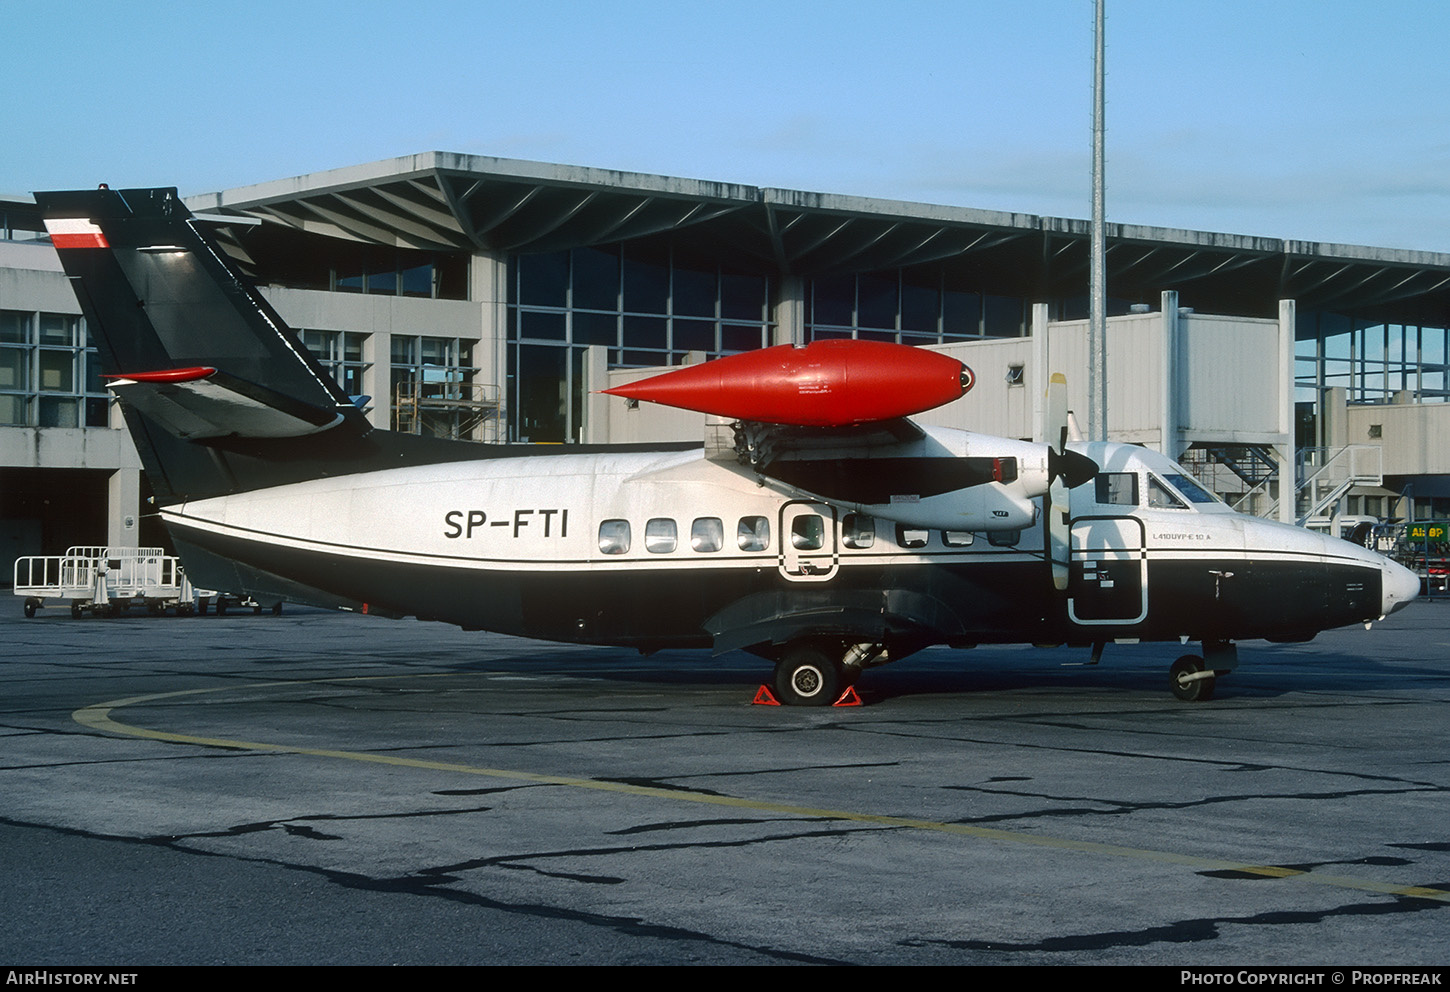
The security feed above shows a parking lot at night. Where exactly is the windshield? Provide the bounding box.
[1162,472,1219,504]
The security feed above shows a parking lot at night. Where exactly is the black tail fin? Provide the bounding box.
[35,186,375,501]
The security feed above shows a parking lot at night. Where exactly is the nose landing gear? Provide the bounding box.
[1170,640,1237,703]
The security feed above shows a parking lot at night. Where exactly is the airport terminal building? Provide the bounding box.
[5,151,1450,569]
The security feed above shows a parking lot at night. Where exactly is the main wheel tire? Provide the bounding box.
[774,645,843,707]
[1170,655,1216,703]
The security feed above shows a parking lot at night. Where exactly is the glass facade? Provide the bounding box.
[1294,311,1450,447]
[507,244,774,442]
[0,310,109,428]
[301,329,371,400]
[390,334,476,437]
[805,266,1026,344]
[1295,314,1450,405]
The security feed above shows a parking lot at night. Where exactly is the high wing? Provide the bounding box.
[606,341,1097,535]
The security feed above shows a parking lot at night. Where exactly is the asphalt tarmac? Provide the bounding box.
[2,596,1447,965]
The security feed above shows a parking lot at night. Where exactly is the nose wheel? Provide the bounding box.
[1170,655,1216,702]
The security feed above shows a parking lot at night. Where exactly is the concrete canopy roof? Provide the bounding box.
[96,150,1450,325]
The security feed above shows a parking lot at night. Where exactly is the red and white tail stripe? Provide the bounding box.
[43,217,109,249]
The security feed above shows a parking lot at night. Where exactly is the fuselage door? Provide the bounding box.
[778,500,838,582]
[1068,514,1148,625]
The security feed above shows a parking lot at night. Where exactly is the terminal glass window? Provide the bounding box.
[0,310,109,428]
[391,335,478,439]
[805,266,1023,344]
[508,245,773,442]
[302,330,371,399]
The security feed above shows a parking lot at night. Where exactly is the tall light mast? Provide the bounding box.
[1089,0,1108,442]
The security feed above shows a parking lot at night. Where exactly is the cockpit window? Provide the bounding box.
[1095,472,1138,506]
[1147,475,1188,509]
[1163,472,1219,504]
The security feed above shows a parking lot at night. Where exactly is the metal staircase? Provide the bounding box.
[1214,444,1383,525]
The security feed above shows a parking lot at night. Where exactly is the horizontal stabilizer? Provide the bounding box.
[105,367,345,440]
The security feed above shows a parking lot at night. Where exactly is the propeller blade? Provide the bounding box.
[1047,372,1068,453]
[1043,372,1095,592]
[1048,475,1071,591]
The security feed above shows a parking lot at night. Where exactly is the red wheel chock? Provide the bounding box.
[751,684,863,706]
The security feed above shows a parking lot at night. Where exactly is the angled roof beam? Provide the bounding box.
[327,190,463,248]
[463,185,543,245]
[791,221,903,273]
[371,184,464,236]
[781,216,855,263]
[295,196,421,246]
[495,190,599,250]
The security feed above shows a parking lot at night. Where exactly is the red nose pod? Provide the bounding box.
[602,340,972,426]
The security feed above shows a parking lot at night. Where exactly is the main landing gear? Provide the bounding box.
[1170,640,1237,703]
[769,639,884,706]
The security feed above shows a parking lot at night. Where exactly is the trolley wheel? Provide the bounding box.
[71,601,84,619]
[23,598,39,618]
[215,597,229,616]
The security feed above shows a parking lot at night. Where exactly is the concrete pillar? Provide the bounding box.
[581,345,610,443]
[1276,300,1298,525]
[1031,302,1050,443]
[362,330,392,431]
[774,276,804,346]
[106,467,140,550]
[470,251,509,434]
[1323,386,1349,448]
[1160,291,1180,459]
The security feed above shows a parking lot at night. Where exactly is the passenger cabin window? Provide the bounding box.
[599,519,631,555]
[1096,472,1138,507]
[1146,476,1187,510]
[842,513,874,549]
[645,518,678,553]
[738,516,770,552]
[691,517,724,552]
[943,531,974,547]
[792,514,825,551]
[896,524,929,549]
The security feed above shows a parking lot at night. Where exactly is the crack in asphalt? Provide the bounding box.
[0,814,843,965]
[938,782,1444,824]
[901,892,1448,954]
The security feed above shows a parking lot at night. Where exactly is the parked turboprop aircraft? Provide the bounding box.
[36,186,1420,705]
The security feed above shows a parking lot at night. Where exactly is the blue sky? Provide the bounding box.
[7,1,1450,251]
